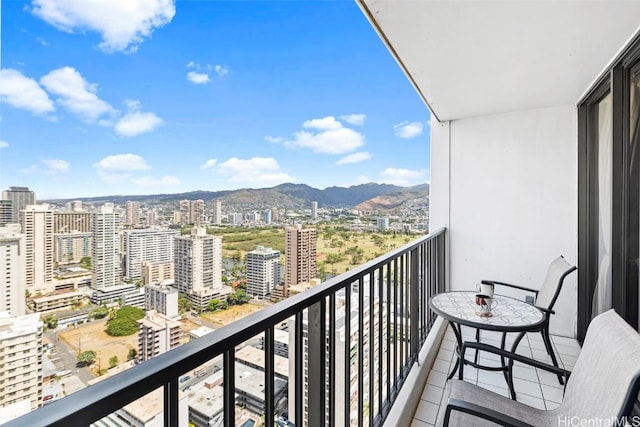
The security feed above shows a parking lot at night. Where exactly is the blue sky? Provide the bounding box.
[1,0,431,199]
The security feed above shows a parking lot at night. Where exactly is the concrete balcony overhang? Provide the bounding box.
[356,0,640,121]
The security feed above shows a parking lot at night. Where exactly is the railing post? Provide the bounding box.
[265,327,275,427]
[223,349,235,427]
[164,378,179,427]
[410,248,420,360]
[307,298,326,427]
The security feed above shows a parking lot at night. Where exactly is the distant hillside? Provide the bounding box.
[44,182,428,209]
[355,184,430,211]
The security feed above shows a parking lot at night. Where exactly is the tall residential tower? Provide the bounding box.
[285,225,317,287]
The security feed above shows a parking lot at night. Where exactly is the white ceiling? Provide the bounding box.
[358,0,640,122]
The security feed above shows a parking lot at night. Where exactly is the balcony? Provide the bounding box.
[5,229,447,427]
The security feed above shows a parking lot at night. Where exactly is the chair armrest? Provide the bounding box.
[443,398,535,427]
[535,305,555,315]
[461,341,571,380]
[481,280,539,296]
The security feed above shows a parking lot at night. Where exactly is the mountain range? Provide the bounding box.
[45,183,429,210]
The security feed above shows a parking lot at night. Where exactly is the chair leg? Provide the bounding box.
[541,326,564,385]
[474,328,480,364]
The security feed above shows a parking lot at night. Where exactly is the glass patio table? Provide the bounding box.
[429,291,545,400]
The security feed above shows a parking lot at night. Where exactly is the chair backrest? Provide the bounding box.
[555,309,640,420]
[534,255,577,310]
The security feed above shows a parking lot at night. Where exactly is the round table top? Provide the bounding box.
[430,291,545,332]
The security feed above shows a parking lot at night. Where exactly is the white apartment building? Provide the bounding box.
[311,201,318,220]
[228,213,243,226]
[20,205,54,294]
[65,200,82,213]
[1,187,35,225]
[376,218,389,230]
[92,203,121,290]
[0,312,43,410]
[146,210,157,226]
[144,283,179,318]
[124,229,179,281]
[246,246,281,298]
[0,201,12,227]
[174,227,225,309]
[212,199,222,225]
[0,225,26,316]
[125,201,141,226]
[93,388,188,427]
[54,232,91,264]
[285,225,317,287]
[288,288,385,427]
[53,212,91,233]
[137,310,183,363]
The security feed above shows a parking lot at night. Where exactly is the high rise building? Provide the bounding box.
[64,200,83,213]
[174,227,223,309]
[0,201,12,227]
[124,229,179,281]
[0,312,43,410]
[20,205,54,293]
[126,201,141,226]
[92,203,121,290]
[228,213,243,226]
[285,225,317,287]
[311,201,318,220]
[0,225,26,316]
[376,218,389,230]
[179,200,204,225]
[1,187,35,224]
[288,288,385,427]
[263,209,272,224]
[137,310,182,362]
[213,199,222,225]
[53,212,91,233]
[246,246,281,298]
[146,210,157,226]
[54,232,91,265]
[271,207,279,222]
[144,283,179,318]
[142,261,174,286]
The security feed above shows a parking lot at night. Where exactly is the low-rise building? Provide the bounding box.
[137,310,183,363]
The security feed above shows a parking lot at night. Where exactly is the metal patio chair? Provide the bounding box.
[478,255,576,384]
[438,309,640,427]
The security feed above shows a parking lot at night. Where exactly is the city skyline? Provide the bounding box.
[1,1,431,200]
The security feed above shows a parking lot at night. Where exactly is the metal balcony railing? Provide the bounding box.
[5,228,446,427]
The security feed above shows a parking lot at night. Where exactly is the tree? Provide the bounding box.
[208,298,220,312]
[79,256,91,269]
[127,348,137,361]
[42,314,58,330]
[106,306,145,337]
[77,350,97,366]
[89,307,109,320]
[228,290,251,306]
[109,355,119,369]
[178,293,192,313]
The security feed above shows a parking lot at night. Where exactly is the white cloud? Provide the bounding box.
[0,141,8,148]
[0,69,54,115]
[302,116,343,131]
[277,116,365,154]
[380,168,428,186]
[131,175,180,187]
[21,158,70,175]
[31,0,176,53]
[214,157,294,187]
[336,151,372,165]
[186,61,196,68]
[214,65,228,76]
[40,66,115,121]
[393,121,424,139]
[94,153,151,171]
[114,111,163,137]
[200,159,217,170]
[265,136,284,144]
[187,71,210,85]
[340,114,366,126]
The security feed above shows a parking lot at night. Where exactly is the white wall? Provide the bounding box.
[430,105,578,337]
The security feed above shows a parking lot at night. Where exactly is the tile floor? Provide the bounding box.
[411,325,581,426]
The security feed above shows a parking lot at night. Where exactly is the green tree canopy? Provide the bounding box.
[77,350,97,366]
[105,306,145,337]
